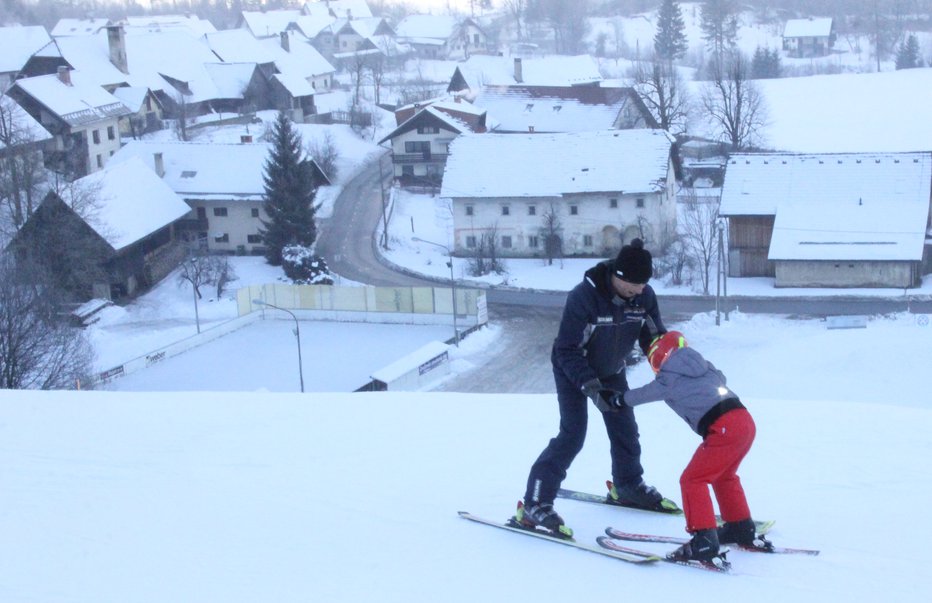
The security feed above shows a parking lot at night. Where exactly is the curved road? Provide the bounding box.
[317,154,932,392]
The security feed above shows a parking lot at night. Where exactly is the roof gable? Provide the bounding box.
[783,18,833,38]
[0,25,52,73]
[12,72,130,126]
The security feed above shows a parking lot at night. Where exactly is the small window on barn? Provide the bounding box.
[181,171,197,178]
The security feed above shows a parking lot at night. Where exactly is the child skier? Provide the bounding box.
[609,330,760,562]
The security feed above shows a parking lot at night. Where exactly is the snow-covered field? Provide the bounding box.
[2,310,932,601]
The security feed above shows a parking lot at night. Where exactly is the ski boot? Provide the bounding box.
[719,518,774,551]
[667,528,722,562]
[513,501,573,539]
[607,479,677,512]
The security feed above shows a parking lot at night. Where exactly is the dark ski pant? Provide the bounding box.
[524,368,644,506]
[681,408,756,532]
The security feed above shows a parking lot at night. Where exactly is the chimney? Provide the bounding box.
[528,125,535,133]
[107,24,128,74]
[280,31,290,53]
[153,152,165,178]
[514,57,523,83]
[57,65,72,86]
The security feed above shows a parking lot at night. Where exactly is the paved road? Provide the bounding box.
[318,154,932,392]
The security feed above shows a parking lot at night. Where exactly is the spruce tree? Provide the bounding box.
[654,0,689,63]
[895,35,922,70]
[259,112,319,266]
[699,0,739,64]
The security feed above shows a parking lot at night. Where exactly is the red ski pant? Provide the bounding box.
[680,408,756,533]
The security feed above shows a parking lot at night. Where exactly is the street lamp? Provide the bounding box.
[412,237,459,346]
[252,299,305,392]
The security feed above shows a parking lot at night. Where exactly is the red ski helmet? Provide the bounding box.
[647,331,687,373]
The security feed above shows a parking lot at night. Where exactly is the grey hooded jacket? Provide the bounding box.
[623,347,738,435]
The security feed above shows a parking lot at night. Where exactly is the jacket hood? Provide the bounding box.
[583,260,615,297]
[661,347,711,378]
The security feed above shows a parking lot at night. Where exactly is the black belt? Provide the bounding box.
[698,398,745,438]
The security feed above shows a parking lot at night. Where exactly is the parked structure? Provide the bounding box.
[441,129,676,258]
[719,152,932,288]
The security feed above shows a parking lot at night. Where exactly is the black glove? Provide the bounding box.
[582,378,625,413]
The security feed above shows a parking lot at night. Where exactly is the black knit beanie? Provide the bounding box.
[614,238,653,284]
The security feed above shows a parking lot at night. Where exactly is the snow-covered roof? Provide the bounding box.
[474,85,641,133]
[0,95,52,150]
[12,72,130,126]
[53,30,235,105]
[51,18,110,37]
[124,14,217,37]
[109,86,151,112]
[783,18,833,38]
[204,29,278,65]
[240,10,304,38]
[720,152,932,216]
[441,129,673,199]
[309,0,373,20]
[111,140,272,201]
[289,14,335,39]
[273,72,314,97]
[62,156,191,252]
[260,32,336,78]
[395,15,459,41]
[0,25,52,73]
[204,63,256,100]
[452,55,602,89]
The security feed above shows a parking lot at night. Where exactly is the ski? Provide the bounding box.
[596,536,731,573]
[604,527,819,556]
[458,511,659,565]
[558,483,775,535]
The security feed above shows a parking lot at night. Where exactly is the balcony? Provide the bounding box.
[392,153,450,164]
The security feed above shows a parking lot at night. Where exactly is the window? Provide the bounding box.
[528,205,536,216]
[473,33,480,44]
[401,165,414,176]
[92,130,100,144]
[251,208,260,218]
[107,126,115,140]
[636,198,645,208]
[404,141,430,154]
[528,236,539,248]
[466,235,477,248]
[247,234,263,244]
[416,125,440,134]
[583,235,593,247]
[570,205,578,215]
[465,205,474,216]
[213,207,228,217]
[502,236,512,249]
[214,233,229,243]
[610,198,618,208]
[501,205,510,216]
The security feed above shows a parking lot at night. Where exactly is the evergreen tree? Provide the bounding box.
[259,112,320,266]
[895,35,922,70]
[699,0,739,64]
[654,0,689,62]
[751,46,782,79]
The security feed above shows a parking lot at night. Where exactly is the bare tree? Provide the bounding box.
[0,94,49,240]
[540,203,563,266]
[305,131,340,182]
[632,59,691,134]
[178,249,216,300]
[679,188,720,294]
[700,53,768,150]
[503,0,527,40]
[0,255,94,390]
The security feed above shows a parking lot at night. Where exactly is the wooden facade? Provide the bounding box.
[727,215,775,277]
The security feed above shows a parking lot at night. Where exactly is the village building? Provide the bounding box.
[440,129,677,258]
[9,157,191,300]
[395,15,488,60]
[719,152,932,288]
[782,17,835,58]
[111,141,330,255]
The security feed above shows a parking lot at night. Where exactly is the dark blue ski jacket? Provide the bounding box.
[551,260,665,390]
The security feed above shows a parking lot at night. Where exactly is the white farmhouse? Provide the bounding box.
[441,129,676,258]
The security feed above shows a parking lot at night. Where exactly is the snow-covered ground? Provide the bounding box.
[3,309,931,601]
